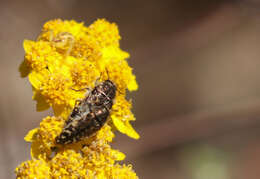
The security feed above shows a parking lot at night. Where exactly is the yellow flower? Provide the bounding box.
[20,18,139,138]
[23,40,55,72]
[16,148,137,179]
[18,117,137,178]
[70,58,100,90]
[29,68,84,117]
[24,116,64,159]
[40,19,87,42]
[100,46,138,92]
[17,19,139,178]
[15,157,51,179]
[87,19,121,48]
[108,164,139,179]
[50,149,87,178]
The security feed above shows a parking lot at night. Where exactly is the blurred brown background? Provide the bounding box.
[1,0,260,178]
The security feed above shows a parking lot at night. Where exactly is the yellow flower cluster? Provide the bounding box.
[16,19,139,178]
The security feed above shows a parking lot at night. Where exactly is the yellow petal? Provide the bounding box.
[111,116,140,139]
[30,140,47,159]
[23,40,34,53]
[53,104,71,119]
[24,128,39,142]
[127,77,138,91]
[101,46,129,61]
[32,91,50,111]
[112,150,126,161]
[28,71,44,89]
[19,59,31,78]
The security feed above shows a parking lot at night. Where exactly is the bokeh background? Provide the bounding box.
[1,0,260,178]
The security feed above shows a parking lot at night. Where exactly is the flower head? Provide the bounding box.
[20,19,138,135]
[16,157,50,179]
[17,19,139,178]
